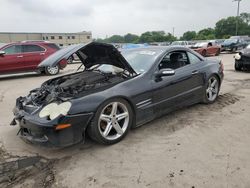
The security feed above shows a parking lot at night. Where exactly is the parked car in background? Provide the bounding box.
[209,39,224,46]
[121,43,149,49]
[234,44,250,71]
[221,37,248,52]
[171,41,194,48]
[0,41,67,75]
[191,42,221,56]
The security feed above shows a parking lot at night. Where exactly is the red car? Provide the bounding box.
[191,42,221,57]
[0,41,67,75]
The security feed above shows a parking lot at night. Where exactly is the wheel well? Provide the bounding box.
[114,97,137,128]
[87,96,137,131]
[210,73,221,87]
[121,97,136,127]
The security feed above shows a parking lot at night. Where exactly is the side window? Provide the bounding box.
[159,51,189,70]
[3,45,22,55]
[187,52,201,64]
[22,45,45,53]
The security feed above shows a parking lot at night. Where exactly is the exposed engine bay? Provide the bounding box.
[17,70,130,112]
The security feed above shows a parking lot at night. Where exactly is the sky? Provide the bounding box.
[0,0,249,38]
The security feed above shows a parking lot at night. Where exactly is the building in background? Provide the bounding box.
[0,31,92,47]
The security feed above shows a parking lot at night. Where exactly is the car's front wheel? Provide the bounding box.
[45,65,60,75]
[203,75,220,104]
[87,98,133,145]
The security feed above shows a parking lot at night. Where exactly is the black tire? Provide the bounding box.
[203,75,220,104]
[215,49,220,56]
[45,65,60,75]
[87,98,133,145]
[201,50,206,57]
[234,61,241,71]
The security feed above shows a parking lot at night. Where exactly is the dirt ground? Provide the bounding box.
[0,54,250,188]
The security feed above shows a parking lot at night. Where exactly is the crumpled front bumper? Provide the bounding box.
[235,55,250,69]
[15,111,93,147]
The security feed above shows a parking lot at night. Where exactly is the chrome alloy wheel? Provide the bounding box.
[46,66,59,75]
[98,102,129,140]
[206,76,219,102]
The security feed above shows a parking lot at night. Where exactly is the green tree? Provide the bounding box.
[139,31,175,43]
[106,35,125,43]
[124,33,139,43]
[180,31,196,40]
[139,32,154,43]
[165,33,177,42]
[215,16,250,38]
[195,28,215,40]
[240,12,250,24]
[151,31,166,42]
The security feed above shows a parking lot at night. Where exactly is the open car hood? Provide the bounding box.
[38,42,137,75]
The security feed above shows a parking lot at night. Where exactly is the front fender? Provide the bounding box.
[68,93,108,115]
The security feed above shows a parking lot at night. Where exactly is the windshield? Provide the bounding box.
[121,49,163,74]
[0,43,6,49]
[93,49,163,74]
[172,41,184,45]
[194,42,207,48]
[224,39,238,44]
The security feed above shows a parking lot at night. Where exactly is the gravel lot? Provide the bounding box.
[0,53,250,188]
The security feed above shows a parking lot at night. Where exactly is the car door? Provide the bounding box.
[0,44,24,74]
[207,42,216,55]
[21,44,45,70]
[152,50,204,117]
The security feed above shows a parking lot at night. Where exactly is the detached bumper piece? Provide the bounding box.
[17,113,93,147]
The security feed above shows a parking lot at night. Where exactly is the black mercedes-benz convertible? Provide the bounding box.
[11,42,224,147]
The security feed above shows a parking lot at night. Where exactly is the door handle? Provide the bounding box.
[192,70,199,75]
[17,55,23,58]
[40,53,45,55]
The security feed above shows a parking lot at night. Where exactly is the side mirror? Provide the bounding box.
[0,51,5,56]
[155,68,175,78]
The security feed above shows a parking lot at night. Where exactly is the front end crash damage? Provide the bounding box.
[12,94,94,147]
[11,42,136,147]
[234,49,250,70]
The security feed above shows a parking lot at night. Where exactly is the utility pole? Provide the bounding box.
[172,27,175,37]
[233,0,242,36]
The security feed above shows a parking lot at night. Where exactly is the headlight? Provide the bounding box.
[234,53,241,60]
[39,102,72,120]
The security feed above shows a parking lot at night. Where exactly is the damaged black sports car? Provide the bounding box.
[11,42,224,147]
[234,44,250,71]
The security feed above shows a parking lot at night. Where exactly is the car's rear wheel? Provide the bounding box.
[45,65,59,75]
[201,50,206,57]
[215,49,220,56]
[203,75,220,104]
[87,98,133,145]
